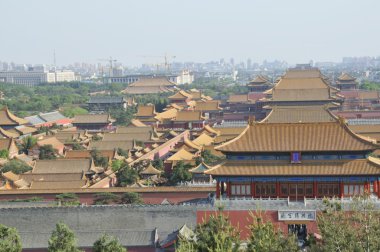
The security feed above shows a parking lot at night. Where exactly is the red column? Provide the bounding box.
[276,182,280,198]
[377,181,380,199]
[364,182,370,193]
[227,182,231,198]
[251,182,255,198]
[313,181,318,198]
[374,180,378,194]
[339,181,344,198]
[216,181,220,199]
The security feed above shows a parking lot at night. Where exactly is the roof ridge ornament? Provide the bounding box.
[338,116,347,126]
[248,115,256,126]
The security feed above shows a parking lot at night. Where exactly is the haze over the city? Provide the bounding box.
[1,0,379,66]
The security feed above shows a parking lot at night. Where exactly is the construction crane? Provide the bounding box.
[138,53,176,72]
[98,57,117,77]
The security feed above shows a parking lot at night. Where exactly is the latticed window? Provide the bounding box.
[255,183,276,197]
[231,184,251,196]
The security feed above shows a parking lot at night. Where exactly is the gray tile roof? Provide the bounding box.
[39,111,66,122]
[25,115,45,126]
[19,229,157,249]
[0,205,197,249]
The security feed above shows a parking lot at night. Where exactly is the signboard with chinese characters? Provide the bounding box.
[278,210,316,221]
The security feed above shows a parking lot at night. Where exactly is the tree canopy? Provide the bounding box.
[39,144,57,160]
[0,224,22,252]
[177,210,240,252]
[116,164,139,187]
[168,161,192,185]
[48,222,81,252]
[310,195,380,252]
[90,149,108,167]
[247,212,298,252]
[0,149,9,159]
[20,136,37,154]
[93,192,119,205]
[1,160,32,174]
[56,193,80,206]
[93,234,126,252]
[119,192,143,204]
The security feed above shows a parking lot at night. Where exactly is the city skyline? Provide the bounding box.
[1,0,380,66]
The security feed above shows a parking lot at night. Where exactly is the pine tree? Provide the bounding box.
[48,222,81,252]
[247,211,298,252]
[177,210,240,252]
[0,224,22,252]
[93,234,126,252]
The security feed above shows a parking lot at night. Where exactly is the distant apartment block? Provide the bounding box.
[168,70,194,85]
[0,70,77,86]
[54,70,76,82]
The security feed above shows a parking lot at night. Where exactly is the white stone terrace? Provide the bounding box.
[213,195,380,211]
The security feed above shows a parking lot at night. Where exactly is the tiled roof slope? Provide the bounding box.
[73,114,113,124]
[261,106,337,123]
[128,77,176,87]
[135,105,156,117]
[216,122,377,153]
[32,159,92,174]
[206,159,380,176]
[174,111,204,121]
[272,78,331,101]
[0,107,28,126]
[194,101,221,111]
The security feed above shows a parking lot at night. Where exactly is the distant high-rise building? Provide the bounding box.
[247,58,252,69]
[219,58,225,66]
[230,58,235,66]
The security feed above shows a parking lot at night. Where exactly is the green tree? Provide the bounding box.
[111,160,124,172]
[247,212,298,252]
[311,195,380,252]
[62,106,88,118]
[92,135,102,141]
[90,149,108,167]
[109,108,135,126]
[0,149,9,159]
[169,161,192,185]
[201,150,224,165]
[71,142,84,150]
[48,222,81,252]
[20,136,37,154]
[1,160,32,174]
[93,192,119,205]
[116,148,129,158]
[37,126,52,135]
[177,210,240,252]
[0,224,22,252]
[116,165,139,187]
[39,144,57,160]
[152,159,164,171]
[93,234,126,252]
[56,193,80,206]
[119,192,143,204]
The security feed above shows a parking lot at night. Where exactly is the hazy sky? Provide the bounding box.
[0,0,379,66]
